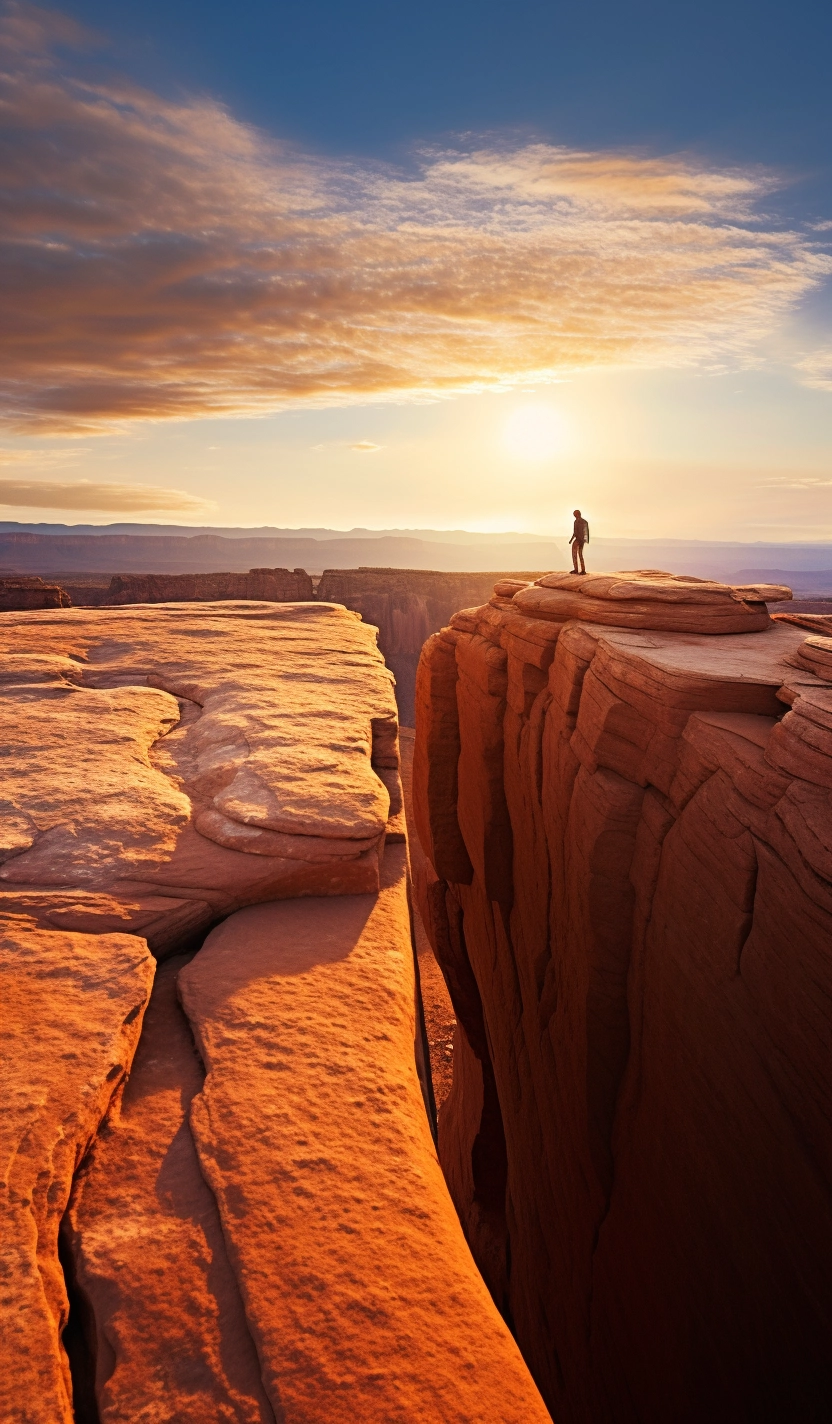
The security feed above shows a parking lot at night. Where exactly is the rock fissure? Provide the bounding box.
[2,598,549,1423]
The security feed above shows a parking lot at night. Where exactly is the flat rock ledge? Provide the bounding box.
[1,600,547,1423]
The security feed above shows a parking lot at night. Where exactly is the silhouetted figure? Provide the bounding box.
[569,509,589,573]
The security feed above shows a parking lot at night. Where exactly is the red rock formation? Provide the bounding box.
[1,598,548,1422]
[0,576,70,610]
[0,603,399,952]
[413,569,832,1421]
[177,844,548,1423]
[65,954,274,1422]
[0,926,153,1423]
[317,568,544,723]
[106,567,313,603]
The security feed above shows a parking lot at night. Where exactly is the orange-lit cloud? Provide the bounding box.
[1,3,830,432]
[0,476,213,511]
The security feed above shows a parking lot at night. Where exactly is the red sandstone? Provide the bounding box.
[413,569,832,1420]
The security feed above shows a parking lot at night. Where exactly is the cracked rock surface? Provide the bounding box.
[0,603,399,954]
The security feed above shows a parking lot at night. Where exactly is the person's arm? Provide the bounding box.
[585,523,590,543]
[569,533,575,543]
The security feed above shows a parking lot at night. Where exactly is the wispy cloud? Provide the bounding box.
[350,441,382,452]
[0,477,214,510]
[1,2,830,432]
[794,347,832,391]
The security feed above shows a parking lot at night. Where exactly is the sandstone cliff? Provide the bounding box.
[413,569,832,1421]
[106,567,313,604]
[318,569,543,723]
[0,600,548,1422]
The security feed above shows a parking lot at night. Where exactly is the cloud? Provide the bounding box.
[1,4,830,432]
[0,477,214,511]
[794,348,832,392]
[350,441,382,452]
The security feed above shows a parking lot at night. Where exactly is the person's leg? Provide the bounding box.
[571,542,579,572]
[577,543,586,573]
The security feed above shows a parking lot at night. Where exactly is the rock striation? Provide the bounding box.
[413,569,832,1421]
[1,597,547,1422]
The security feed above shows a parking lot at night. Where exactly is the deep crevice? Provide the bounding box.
[58,1224,102,1424]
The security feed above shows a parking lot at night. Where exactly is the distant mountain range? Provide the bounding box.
[0,522,831,591]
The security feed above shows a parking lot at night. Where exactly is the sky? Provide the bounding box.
[1,0,831,539]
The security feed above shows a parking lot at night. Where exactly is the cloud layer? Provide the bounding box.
[0,477,212,511]
[1,3,830,432]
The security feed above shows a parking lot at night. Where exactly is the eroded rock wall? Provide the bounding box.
[414,570,832,1421]
[317,568,543,723]
[106,567,314,603]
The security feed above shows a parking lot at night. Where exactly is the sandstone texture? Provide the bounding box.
[0,925,153,1423]
[318,569,543,723]
[65,954,274,1423]
[178,844,548,1423]
[106,568,313,604]
[0,602,400,953]
[413,569,832,1421]
[2,597,548,1423]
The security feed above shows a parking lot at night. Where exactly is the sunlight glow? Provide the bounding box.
[502,404,572,461]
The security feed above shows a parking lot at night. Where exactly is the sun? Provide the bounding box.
[502,403,570,461]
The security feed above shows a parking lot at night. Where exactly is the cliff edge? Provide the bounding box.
[413,569,832,1421]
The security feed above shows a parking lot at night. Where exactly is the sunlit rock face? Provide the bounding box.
[317,568,544,723]
[0,602,399,954]
[413,569,832,1421]
[0,599,548,1423]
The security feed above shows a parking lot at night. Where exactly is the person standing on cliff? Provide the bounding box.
[569,509,589,574]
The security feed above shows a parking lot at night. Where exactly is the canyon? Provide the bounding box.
[0,600,548,1424]
[3,570,832,1423]
[412,569,832,1421]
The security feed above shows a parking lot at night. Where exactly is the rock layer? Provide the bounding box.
[0,602,399,953]
[413,571,832,1421]
[178,844,549,1423]
[0,925,153,1424]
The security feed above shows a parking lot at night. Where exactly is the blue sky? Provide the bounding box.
[1,0,831,537]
